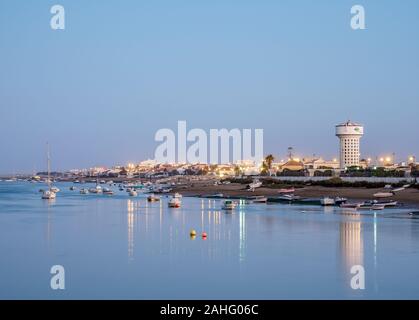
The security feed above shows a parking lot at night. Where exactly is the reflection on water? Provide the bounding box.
[3,182,419,299]
[127,199,139,261]
[340,217,363,270]
[239,210,246,263]
[339,214,364,293]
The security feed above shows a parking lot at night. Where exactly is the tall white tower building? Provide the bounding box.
[335,121,364,169]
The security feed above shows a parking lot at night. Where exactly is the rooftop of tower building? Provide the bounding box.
[336,120,362,127]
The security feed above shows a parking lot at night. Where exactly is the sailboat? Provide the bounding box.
[42,143,56,200]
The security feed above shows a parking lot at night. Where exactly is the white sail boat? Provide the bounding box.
[42,143,56,200]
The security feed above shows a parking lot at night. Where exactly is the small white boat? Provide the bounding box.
[334,197,347,206]
[222,200,237,210]
[168,197,181,208]
[129,190,138,197]
[391,187,405,193]
[320,197,335,206]
[80,188,89,195]
[42,190,56,200]
[89,185,103,194]
[173,192,183,199]
[147,194,160,202]
[41,143,56,200]
[374,192,394,198]
[247,179,262,191]
[50,186,60,193]
[70,186,76,191]
[103,188,114,195]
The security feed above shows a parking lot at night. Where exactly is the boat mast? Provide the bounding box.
[47,142,51,190]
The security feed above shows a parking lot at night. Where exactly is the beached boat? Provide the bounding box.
[222,200,237,210]
[267,194,301,203]
[363,200,397,207]
[205,193,224,199]
[80,188,89,195]
[374,192,394,198]
[358,204,385,211]
[278,188,295,194]
[340,203,362,209]
[334,197,348,206]
[248,196,267,203]
[168,197,181,208]
[147,194,160,202]
[247,179,262,191]
[293,198,322,205]
[320,197,335,206]
[279,194,301,201]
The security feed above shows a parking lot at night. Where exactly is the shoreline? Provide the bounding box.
[172,183,419,208]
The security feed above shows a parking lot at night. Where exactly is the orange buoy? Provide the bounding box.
[190,229,197,237]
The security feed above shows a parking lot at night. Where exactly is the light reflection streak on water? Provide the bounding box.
[239,208,246,263]
[127,199,135,261]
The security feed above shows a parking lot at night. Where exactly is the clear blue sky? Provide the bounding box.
[1,0,418,173]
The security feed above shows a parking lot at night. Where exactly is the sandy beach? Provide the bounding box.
[173,182,419,208]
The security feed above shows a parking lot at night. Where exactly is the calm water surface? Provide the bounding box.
[1,182,419,299]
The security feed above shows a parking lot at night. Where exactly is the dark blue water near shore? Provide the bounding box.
[1,182,419,299]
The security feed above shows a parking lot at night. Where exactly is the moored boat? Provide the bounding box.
[168,197,181,208]
[222,200,237,210]
[147,194,160,202]
[80,188,89,195]
[41,143,56,200]
[42,190,56,200]
[129,190,138,197]
[103,188,114,195]
[89,185,103,194]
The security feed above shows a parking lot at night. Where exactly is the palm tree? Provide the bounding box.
[265,154,274,175]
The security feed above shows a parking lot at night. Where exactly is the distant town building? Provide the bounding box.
[336,121,364,170]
